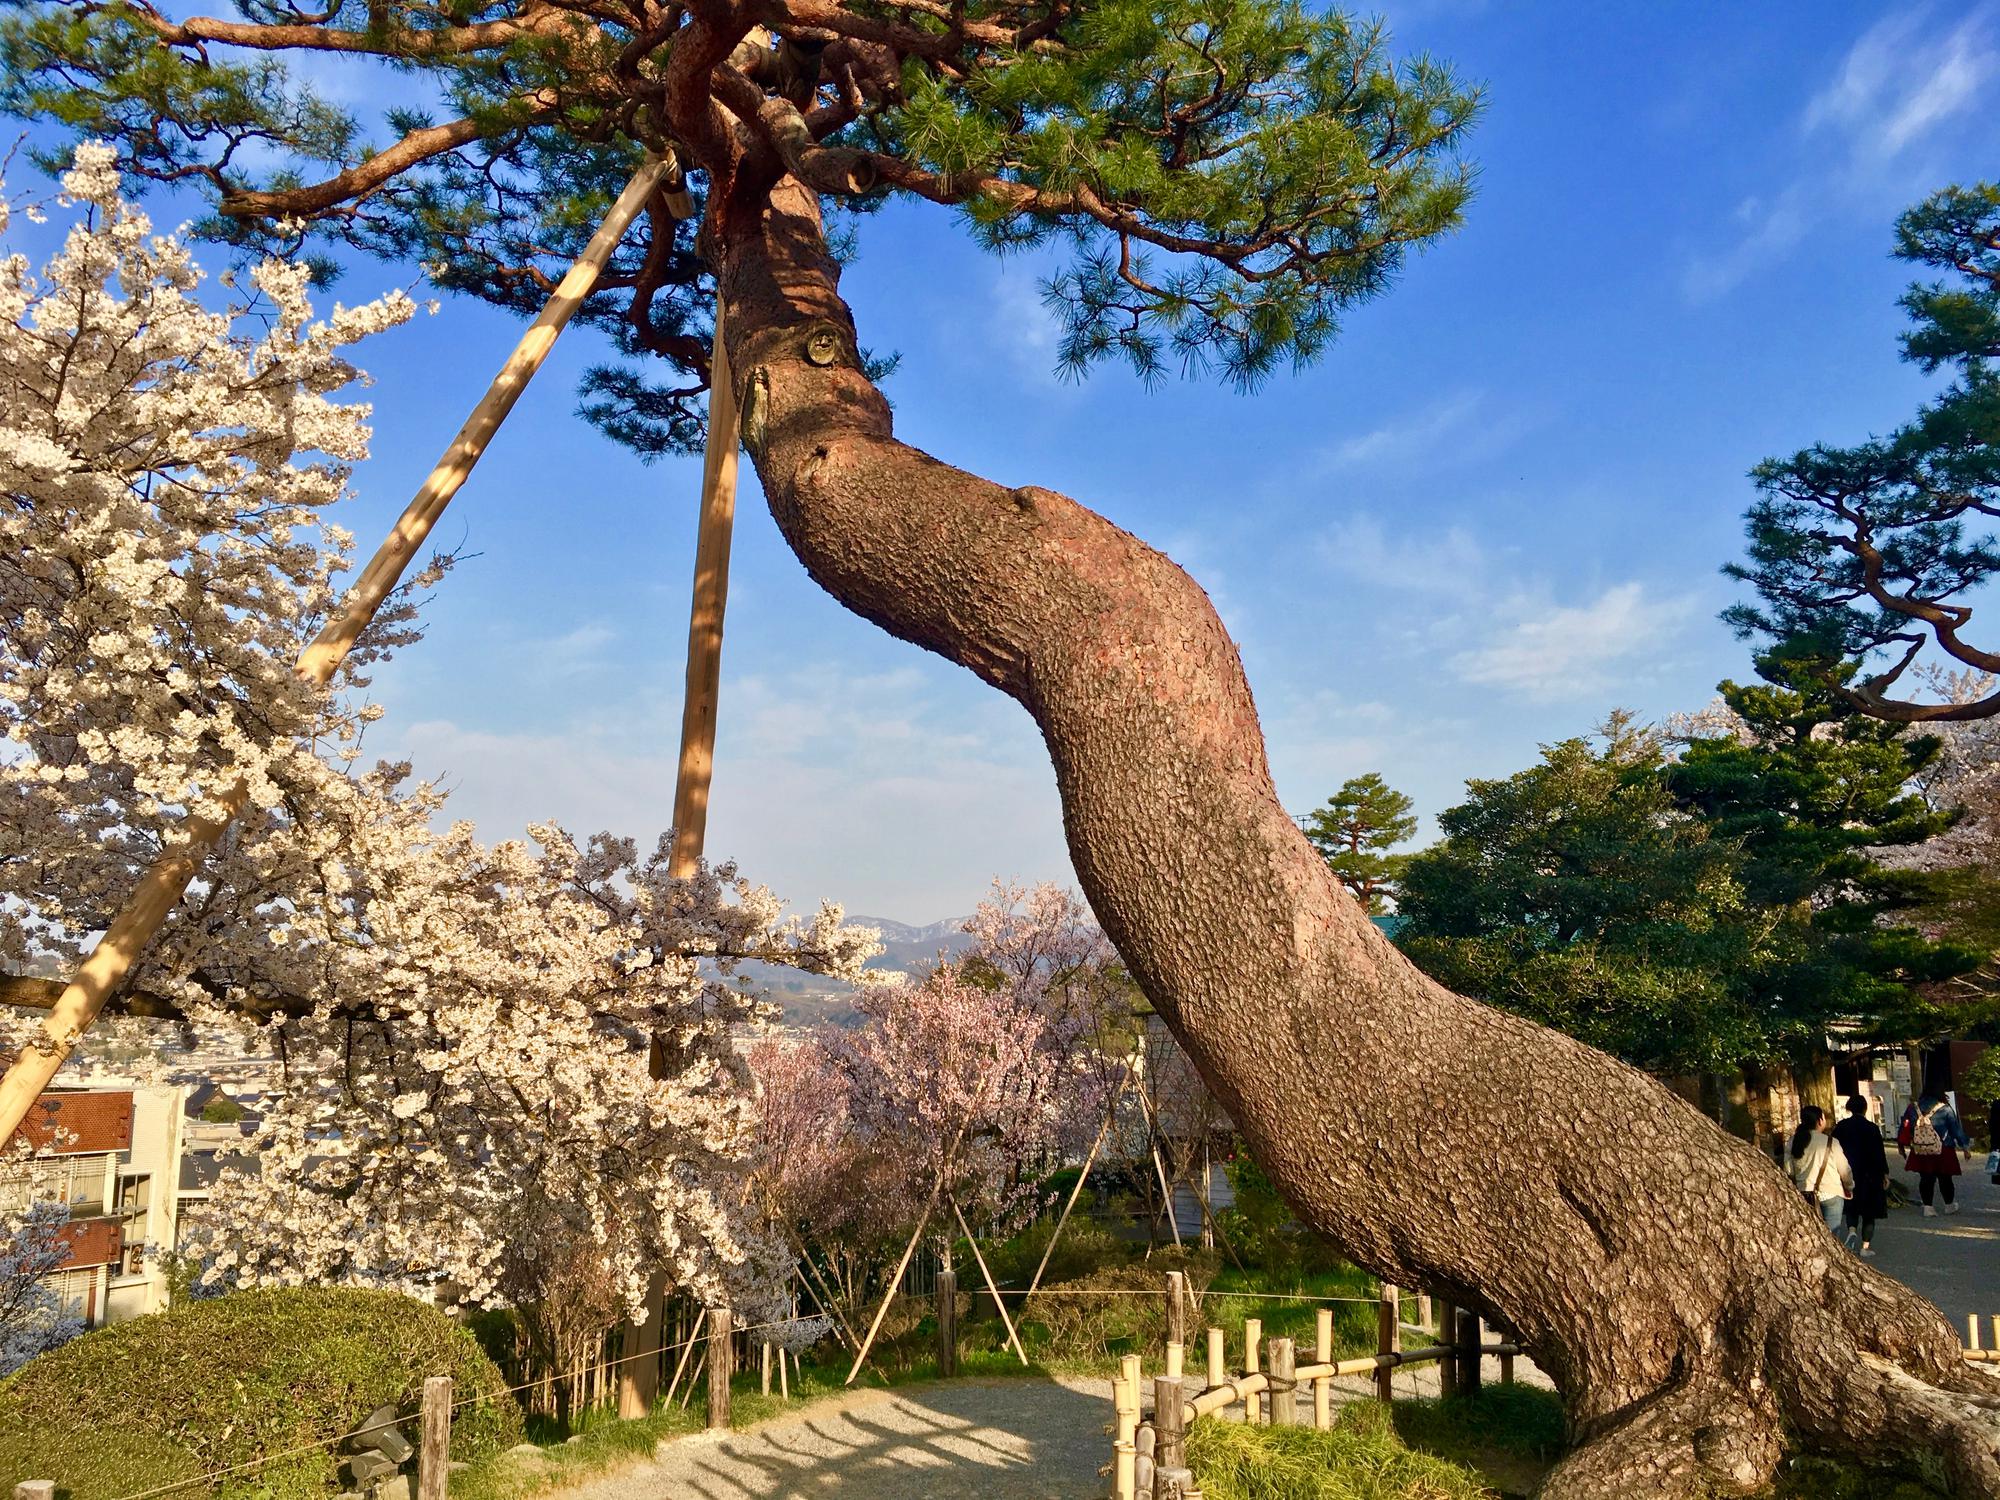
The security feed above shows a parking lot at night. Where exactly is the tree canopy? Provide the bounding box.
[1725,184,2000,723]
[2,0,1480,453]
[1297,772,1416,915]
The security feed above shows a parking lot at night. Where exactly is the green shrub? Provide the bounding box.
[1019,1252,1218,1365]
[0,1286,522,1498]
[1188,1402,1500,1500]
[199,1096,245,1124]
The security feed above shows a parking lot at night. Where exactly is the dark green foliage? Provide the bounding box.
[1299,773,1418,914]
[199,1094,244,1124]
[1216,1152,1351,1276]
[1724,184,2000,721]
[1666,658,1986,1047]
[0,0,1479,449]
[1397,714,1765,1073]
[0,1285,522,1498]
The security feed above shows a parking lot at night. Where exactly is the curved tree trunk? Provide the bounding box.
[711,178,2000,1495]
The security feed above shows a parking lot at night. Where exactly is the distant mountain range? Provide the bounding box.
[733,913,976,1029]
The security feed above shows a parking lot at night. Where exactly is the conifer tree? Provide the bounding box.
[1298,772,1416,914]
[6,7,1998,1490]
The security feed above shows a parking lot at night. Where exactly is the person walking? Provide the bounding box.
[1897,1091,1971,1216]
[1790,1105,1853,1236]
[1830,1095,1888,1258]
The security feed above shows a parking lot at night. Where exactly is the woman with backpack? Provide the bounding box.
[1790,1105,1853,1235]
[1897,1091,1972,1216]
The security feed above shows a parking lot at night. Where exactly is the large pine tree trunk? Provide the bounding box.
[713,178,2000,1495]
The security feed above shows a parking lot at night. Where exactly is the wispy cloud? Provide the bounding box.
[1317,513,1699,701]
[1804,8,1997,158]
[1682,5,1997,303]
[1451,582,1696,700]
[1316,389,1537,474]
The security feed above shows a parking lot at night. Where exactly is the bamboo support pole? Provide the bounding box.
[951,1195,1030,1365]
[624,292,743,1418]
[1244,1317,1262,1424]
[846,1199,934,1385]
[1971,1314,1982,1352]
[1314,1307,1333,1430]
[1206,1326,1226,1389]
[0,158,672,1146]
[1114,1356,1141,1500]
[1025,1084,1122,1300]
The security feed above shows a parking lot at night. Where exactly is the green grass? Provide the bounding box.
[1188,1402,1511,1500]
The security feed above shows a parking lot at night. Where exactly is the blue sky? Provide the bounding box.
[26,4,2000,921]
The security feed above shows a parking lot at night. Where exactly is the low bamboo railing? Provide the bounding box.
[1114,1281,2000,1500]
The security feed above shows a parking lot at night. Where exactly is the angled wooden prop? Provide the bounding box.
[0,157,674,1145]
[620,298,742,1417]
[949,1194,1029,1365]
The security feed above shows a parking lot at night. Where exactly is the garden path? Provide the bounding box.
[1872,1156,2000,1340]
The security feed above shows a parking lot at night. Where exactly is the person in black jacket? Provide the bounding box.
[1833,1094,1890,1258]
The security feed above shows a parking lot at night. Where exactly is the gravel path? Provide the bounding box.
[558,1376,1113,1500]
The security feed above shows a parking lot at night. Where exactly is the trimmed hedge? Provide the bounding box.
[0,1286,522,1498]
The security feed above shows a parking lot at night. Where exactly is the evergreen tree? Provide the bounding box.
[1297,772,1416,914]
[1725,184,2000,724]
[1396,714,1762,1074]
[1665,651,1986,1061]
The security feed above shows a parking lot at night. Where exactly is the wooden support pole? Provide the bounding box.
[1206,1326,1226,1390]
[1990,1314,1999,1352]
[1165,1270,1188,1354]
[1458,1308,1483,1397]
[1314,1307,1334,1430]
[1154,1373,1189,1468]
[935,1267,958,1378]
[663,1315,702,1409]
[846,1199,934,1385]
[761,1338,773,1397]
[1027,1073,1126,1300]
[1376,1283,1400,1403]
[951,1195,1030,1366]
[1268,1337,1297,1426]
[706,1307,734,1429]
[419,1374,452,1500]
[779,1343,791,1400]
[1417,1292,1433,1332]
[1244,1317,1263,1424]
[1437,1299,1459,1397]
[1500,1340,1515,1386]
[0,157,673,1148]
[1166,1339,1184,1379]
[1971,1314,1983,1351]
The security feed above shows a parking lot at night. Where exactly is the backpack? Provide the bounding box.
[1910,1105,1944,1156]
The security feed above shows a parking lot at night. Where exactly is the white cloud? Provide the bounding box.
[990,269,1065,381]
[1450,582,1696,700]
[1318,512,1496,596]
[1316,389,1537,474]
[384,662,1074,922]
[1682,6,1997,304]
[1805,8,1996,158]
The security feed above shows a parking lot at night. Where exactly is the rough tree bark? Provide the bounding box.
[704,176,2000,1496]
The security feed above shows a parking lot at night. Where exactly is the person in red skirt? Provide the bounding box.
[1897,1090,1972,1216]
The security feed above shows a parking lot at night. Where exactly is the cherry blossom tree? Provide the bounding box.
[0,153,877,1324]
[0,1199,81,1375]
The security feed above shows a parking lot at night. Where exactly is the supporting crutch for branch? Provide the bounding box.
[1024,1071,1128,1301]
[622,292,742,1418]
[0,156,674,1146]
[950,1194,1029,1366]
[845,1194,937,1386]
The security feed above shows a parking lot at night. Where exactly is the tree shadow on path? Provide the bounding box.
[567,1376,1110,1500]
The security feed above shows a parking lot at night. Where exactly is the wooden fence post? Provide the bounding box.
[1165,1269,1188,1353]
[1376,1283,1400,1402]
[707,1308,733,1430]
[1437,1299,1459,1397]
[1459,1309,1483,1397]
[1314,1307,1334,1430]
[16,1482,55,1500]
[1155,1372,1189,1472]
[1243,1317,1263,1424]
[1268,1337,1297,1426]
[1417,1292,1432,1332]
[936,1267,958,1377]
[419,1374,451,1500]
